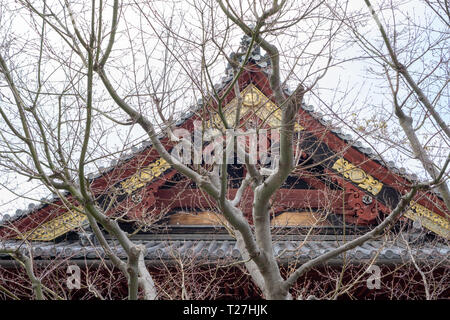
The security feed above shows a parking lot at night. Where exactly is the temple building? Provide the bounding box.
[0,39,449,300]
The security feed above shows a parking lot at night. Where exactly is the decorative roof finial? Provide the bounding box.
[239,24,260,55]
[225,27,271,76]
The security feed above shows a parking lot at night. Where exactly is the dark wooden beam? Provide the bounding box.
[153,188,349,216]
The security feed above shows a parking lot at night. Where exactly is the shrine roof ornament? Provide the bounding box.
[332,157,383,196]
[405,204,450,239]
[331,157,449,238]
[19,207,87,242]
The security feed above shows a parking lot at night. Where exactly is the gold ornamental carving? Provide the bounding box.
[405,204,449,239]
[332,157,383,196]
[120,157,171,194]
[20,207,87,241]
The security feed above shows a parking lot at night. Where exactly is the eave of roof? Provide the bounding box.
[1,235,448,267]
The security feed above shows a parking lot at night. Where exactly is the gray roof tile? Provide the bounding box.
[3,238,445,266]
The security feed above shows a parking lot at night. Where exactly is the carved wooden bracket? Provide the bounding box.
[330,175,388,224]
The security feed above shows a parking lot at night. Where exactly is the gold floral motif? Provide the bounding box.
[20,207,87,241]
[210,84,304,131]
[120,157,170,194]
[332,158,383,195]
[242,88,261,106]
[348,168,366,183]
[405,204,449,239]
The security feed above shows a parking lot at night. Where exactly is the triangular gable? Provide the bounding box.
[1,61,448,240]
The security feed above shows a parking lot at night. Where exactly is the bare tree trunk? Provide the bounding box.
[0,249,44,300]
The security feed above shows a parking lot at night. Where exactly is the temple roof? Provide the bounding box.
[0,35,448,241]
